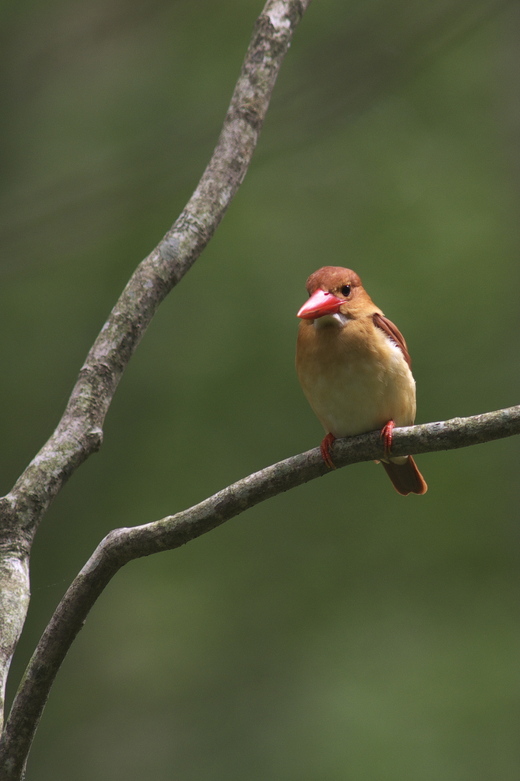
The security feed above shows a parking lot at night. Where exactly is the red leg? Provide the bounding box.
[380,420,395,458]
[320,433,337,469]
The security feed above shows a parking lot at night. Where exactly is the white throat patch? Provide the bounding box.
[314,312,349,329]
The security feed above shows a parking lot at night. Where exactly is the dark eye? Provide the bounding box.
[340,284,351,297]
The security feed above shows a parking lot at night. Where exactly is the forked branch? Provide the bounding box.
[0,0,312,773]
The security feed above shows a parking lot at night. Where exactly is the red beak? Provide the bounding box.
[297,289,343,320]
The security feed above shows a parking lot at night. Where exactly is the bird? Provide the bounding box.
[295,266,427,495]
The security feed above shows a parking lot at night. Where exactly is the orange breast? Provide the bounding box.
[296,316,416,437]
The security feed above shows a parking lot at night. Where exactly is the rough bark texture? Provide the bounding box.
[0,2,312,778]
[1,404,519,778]
[0,1,516,778]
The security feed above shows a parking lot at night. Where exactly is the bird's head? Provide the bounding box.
[297,266,373,323]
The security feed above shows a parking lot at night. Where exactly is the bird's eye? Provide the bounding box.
[340,284,351,297]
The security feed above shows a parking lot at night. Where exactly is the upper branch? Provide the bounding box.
[1,404,519,778]
[0,0,313,764]
[1,0,313,545]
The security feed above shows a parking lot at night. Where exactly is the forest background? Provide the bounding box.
[1,0,519,779]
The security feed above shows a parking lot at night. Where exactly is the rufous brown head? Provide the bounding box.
[297,266,374,320]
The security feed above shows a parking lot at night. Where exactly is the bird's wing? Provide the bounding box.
[373,312,412,369]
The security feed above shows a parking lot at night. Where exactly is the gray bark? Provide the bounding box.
[0,2,312,778]
[2,404,520,778]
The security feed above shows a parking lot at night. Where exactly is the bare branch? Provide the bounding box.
[3,0,313,543]
[0,0,312,754]
[1,404,519,778]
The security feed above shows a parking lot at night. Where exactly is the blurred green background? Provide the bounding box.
[1,0,519,778]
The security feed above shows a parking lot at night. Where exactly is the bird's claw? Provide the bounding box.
[320,433,337,469]
[380,420,395,459]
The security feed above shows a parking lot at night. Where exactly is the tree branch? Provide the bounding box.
[3,0,313,545]
[0,0,312,758]
[1,404,519,778]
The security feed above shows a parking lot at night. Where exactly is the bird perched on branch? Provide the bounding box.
[296,266,427,496]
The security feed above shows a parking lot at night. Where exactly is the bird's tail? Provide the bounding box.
[381,456,428,496]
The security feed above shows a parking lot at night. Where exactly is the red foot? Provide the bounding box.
[380,420,395,458]
[320,433,337,469]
